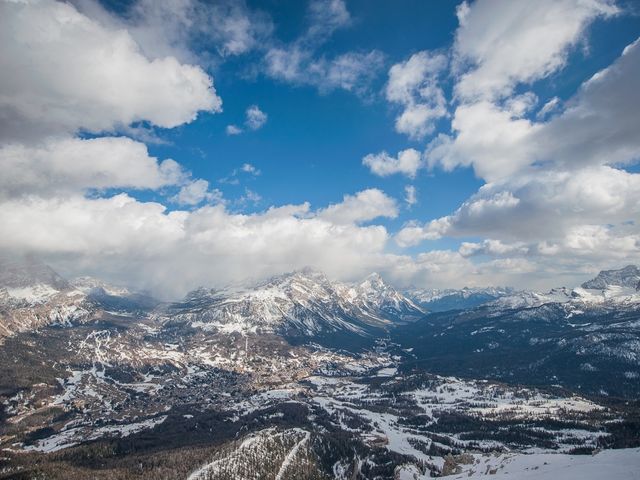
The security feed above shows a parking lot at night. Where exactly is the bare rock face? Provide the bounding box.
[581,265,640,290]
[160,269,425,337]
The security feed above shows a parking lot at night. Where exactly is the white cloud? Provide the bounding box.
[171,179,223,206]
[0,137,184,197]
[362,149,422,178]
[318,189,399,225]
[226,125,243,135]
[427,37,640,182]
[459,239,529,258]
[0,0,221,142]
[312,51,386,94]
[245,105,268,130]
[239,188,262,205]
[386,51,448,139]
[535,38,640,170]
[397,166,640,255]
[305,0,351,42]
[0,192,397,298]
[75,0,274,62]
[404,185,417,206]
[265,47,385,95]
[536,97,561,119]
[453,0,618,101]
[425,101,540,182]
[263,0,384,96]
[241,163,260,175]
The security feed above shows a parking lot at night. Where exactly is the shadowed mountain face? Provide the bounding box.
[393,265,640,398]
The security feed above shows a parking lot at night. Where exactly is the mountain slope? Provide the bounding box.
[393,265,640,398]
[581,265,640,290]
[159,269,425,339]
[0,259,157,338]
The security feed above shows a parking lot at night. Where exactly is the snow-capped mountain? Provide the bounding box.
[394,265,640,399]
[0,257,92,337]
[405,286,515,312]
[0,259,157,338]
[487,266,640,311]
[160,269,425,337]
[0,256,70,304]
[581,265,640,290]
[487,287,574,310]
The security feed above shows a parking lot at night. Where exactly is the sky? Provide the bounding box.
[0,0,639,299]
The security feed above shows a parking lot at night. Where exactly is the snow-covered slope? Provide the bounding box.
[448,447,640,479]
[487,266,640,311]
[160,269,425,337]
[0,259,156,338]
[0,258,92,337]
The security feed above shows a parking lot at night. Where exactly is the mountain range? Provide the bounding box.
[0,259,639,478]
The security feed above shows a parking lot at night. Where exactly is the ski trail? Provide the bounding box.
[275,431,310,480]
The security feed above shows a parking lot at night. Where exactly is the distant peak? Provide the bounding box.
[581,265,640,290]
[0,255,69,291]
[362,272,385,285]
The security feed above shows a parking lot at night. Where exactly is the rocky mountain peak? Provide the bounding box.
[581,265,640,290]
[0,256,69,291]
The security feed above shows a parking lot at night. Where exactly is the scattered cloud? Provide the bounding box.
[263,0,385,96]
[219,163,261,184]
[362,149,422,178]
[386,51,448,139]
[171,179,224,206]
[226,125,243,135]
[404,185,417,206]
[240,163,261,175]
[318,189,399,225]
[245,105,268,130]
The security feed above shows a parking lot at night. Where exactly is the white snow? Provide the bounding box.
[448,448,640,479]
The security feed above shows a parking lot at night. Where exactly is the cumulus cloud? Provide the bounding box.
[226,125,243,135]
[362,149,422,178]
[453,0,618,101]
[171,180,224,206]
[0,137,185,197]
[426,37,640,182]
[245,105,268,130]
[397,166,640,253]
[400,32,640,276]
[425,101,540,181]
[0,191,401,298]
[0,0,221,142]
[317,189,399,225]
[386,51,448,139]
[459,239,529,258]
[534,38,640,170]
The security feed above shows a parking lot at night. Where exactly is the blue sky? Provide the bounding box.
[1,0,639,298]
